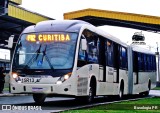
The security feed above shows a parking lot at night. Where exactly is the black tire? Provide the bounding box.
[144,81,151,96]
[82,87,94,103]
[139,90,149,97]
[119,83,124,99]
[144,91,149,96]
[88,87,94,103]
[33,94,46,104]
[75,87,94,104]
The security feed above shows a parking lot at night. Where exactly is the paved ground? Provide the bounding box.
[1,90,159,97]
[0,91,28,97]
[0,90,159,113]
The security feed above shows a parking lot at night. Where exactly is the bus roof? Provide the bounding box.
[22,20,156,54]
[22,20,92,34]
[22,20,127,47]
[80,24,127,47]
[132,45,155,55]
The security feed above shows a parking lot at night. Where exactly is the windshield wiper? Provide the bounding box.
[42,45,54,71]
[23,44,42,70]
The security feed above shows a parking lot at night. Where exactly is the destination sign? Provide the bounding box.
[26,34,71,42]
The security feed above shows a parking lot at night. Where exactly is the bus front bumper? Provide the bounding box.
[10,83,76,96]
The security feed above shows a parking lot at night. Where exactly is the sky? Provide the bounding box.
[20,0,160,52]
[0,49,10,60]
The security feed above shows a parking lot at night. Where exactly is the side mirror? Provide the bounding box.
[81,39,87,51]
[5,35,14,48]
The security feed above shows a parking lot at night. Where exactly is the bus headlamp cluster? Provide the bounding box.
[12,73,18,79]
[12,72,21,82]
[56,73,72,84]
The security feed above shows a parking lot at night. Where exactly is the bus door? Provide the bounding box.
[113,43,119,83]
[99,37,106,82]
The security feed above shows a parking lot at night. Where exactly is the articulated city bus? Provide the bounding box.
[10,20,156,104]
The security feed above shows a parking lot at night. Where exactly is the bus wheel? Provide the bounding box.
[144,81,151,96]
[33,94,46,104]
[144,91,149,96]
[119,82,124,99]
[85,87,94,103]
[76,87,94,104]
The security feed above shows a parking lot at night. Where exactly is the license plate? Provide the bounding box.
[32,87,43,92]
[21,77,41,83]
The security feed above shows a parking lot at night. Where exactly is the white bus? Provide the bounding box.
[10,20,156,103]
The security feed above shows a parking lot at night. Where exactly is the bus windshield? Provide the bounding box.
[13,32,78,70]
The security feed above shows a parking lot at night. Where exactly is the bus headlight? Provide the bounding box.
[64,74,70,80]
[12,72,21,82]
[12,73,18,79]
[56,73,72,84]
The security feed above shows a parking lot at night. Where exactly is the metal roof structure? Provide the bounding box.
[9,0,22,5]
[0,0,53,49]
[64,8,160,33]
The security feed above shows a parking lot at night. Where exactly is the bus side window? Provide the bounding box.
[83,30,99,64]
[77,37,87,67]
[77,31,99,67]
[144,54,147,71]
[142,54,145,71]
[119,46,127,69]
[87,37,98,63]
[151,55,154,71]
[153,56,156,71]
[146,55,149,71]
[106,40,113,67]
[150,55,152,71]
[138,53,141,71]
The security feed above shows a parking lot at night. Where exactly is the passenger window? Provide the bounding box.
[144,54,147,71]
[77,30,99,67]
[78,36,87,61]
[122,47,127,69]
[106,40,113,67]
[147,55,150,71]
[120,46,127,69]
[87,41,98,63]
[141,54,144,71]
[151,55,155,71]
[153,56,156,71]
[84,30,98,63]
[138,53,142,71]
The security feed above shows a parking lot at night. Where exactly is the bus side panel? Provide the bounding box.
[133,72,156,94]
[119,69,128,95]
[150,72,157,89]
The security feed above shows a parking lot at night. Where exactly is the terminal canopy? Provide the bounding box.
[0,0,53,49]
[64,8,160,33]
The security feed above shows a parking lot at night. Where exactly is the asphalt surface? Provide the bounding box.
[0,90,159,113]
